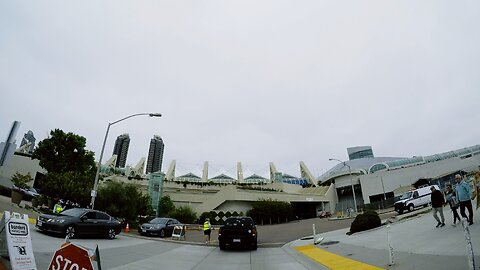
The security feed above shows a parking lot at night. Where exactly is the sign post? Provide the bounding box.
[0,211,37,270]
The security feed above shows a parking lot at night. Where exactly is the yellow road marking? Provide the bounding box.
[295,244,385,270]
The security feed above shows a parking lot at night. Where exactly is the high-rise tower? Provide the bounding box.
[20,130,36,154]
[146,135,164,174]
[113,133,130,168]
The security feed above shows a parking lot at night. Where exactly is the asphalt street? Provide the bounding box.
[30,227,324,270]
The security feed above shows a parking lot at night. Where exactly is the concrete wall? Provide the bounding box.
[161,182,335,215]
[0,154,44,188]
[214,200,253,214]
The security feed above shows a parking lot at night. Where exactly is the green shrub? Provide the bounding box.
[247,199,294,225]
[350,210,381,234]
[32,194,47,206]
[199,212,210,224]
[158,195,175,217]
[95,181,153,225]
[169,206,197,224]
[11,172,32,190]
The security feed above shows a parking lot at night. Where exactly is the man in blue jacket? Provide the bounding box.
[455,174,473,225]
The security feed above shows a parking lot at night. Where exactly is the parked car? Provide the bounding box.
[218,216,257,250]
[12,185,39,199]
[36,208,122,239]
[138,217,182,237]
[318,211,332,218]
[23,187,40,198]
[394,185,439,214]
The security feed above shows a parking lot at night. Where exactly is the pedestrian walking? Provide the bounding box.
[455,174,474,225]
[203,218,212,244]
[445,184,461,226]
[430,186,445,227]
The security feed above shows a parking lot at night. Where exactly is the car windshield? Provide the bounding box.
[60,208,87,217]
[225,217,254,227]
[149,218,168,224]
[400,191,413,200]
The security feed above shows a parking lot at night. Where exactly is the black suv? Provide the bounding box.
[218,216,257,250]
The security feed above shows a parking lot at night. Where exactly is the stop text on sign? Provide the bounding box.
[51,254,90,270]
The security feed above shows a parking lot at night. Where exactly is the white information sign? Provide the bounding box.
[0,211,37,270]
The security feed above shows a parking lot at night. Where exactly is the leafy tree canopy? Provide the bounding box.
[158,195,175,217]
[43,172,93,206]
[95,181,153,224]
[169,206,197,224]
[247,199,293,224]
[11,172,33,190]
[31,129,96,204]
[32,129,96,175]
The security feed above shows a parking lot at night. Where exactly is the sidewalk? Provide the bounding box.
[289,206,480,269]
[0,194,39,220]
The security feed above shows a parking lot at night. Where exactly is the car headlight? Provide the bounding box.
[47,218,65,223]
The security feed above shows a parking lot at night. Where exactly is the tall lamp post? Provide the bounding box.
[329,158,358,213]
[90,113,162,209]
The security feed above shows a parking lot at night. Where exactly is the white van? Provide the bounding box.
[394,185,440,214]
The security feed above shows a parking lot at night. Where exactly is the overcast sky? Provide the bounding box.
[1,1,479,178]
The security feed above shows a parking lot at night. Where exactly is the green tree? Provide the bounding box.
[169,206,197,224]
[95,181,153,224]
[158,195,175,217]
[32,129,96,174]
[32,129,96,204]
[11,172,32,190]
[247,199,293,225]
[42,172,93,206]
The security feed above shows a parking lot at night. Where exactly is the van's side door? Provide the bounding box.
[412,191,420,207]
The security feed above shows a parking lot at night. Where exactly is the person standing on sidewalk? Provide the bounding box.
[445,184,461,226]
[203,218,212,244]
[431,186,445,228]
[455,174,474,225]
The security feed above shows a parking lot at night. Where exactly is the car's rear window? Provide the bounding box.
[225,217,254,227]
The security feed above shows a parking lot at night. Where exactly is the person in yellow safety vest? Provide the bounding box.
[203,218,212,244]
[53,202,63,214]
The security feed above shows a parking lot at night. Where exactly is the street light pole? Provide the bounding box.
[380,176,386,201]
[329,158,358,213]
[90,113,162,209]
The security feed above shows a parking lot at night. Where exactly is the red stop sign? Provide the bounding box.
[48,243,94,270]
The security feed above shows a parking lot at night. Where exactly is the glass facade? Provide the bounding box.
[349,149,374,160]
[146,135,164,174]
[113,134,130,168]
[369,145,480,173]
[369,163,387,173]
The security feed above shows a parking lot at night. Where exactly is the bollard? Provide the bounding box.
[387,225,394,266]
[313,224,316,241]
[461,218,476,270]
[313,223,323,245]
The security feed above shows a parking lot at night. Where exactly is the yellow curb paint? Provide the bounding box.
[294,244,385,270]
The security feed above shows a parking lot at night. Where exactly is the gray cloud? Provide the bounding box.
[1,1,479,178]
